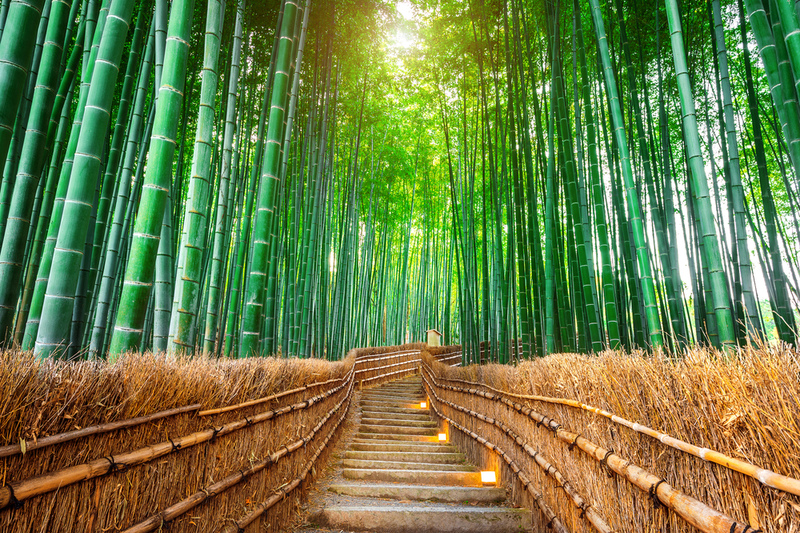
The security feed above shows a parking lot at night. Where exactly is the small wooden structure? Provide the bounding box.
[426,328,443,347]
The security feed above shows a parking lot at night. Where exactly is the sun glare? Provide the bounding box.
[390,1,417,51]
[397,1,414,19]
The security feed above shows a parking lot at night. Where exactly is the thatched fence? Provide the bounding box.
[13,341,794,532]
[421,346,800,533]
[0,343,450,532]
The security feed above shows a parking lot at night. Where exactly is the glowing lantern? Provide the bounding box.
[481,471,497,484]
[420,401,427,409]
[438,433,447,442]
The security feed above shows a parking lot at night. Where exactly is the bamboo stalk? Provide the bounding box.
[0,403,200,459]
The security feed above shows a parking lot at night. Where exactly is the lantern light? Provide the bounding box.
[481,471,497,484]
[438,433,447,442]
[420,401,427,409]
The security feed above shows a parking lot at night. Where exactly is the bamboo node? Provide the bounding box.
[649,479,666,508]
[568,433,581,451]
[210,426,222,443]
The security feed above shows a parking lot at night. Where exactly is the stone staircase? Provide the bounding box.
[299,375,531,533]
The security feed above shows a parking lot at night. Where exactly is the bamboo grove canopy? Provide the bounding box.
[0,0,797,362]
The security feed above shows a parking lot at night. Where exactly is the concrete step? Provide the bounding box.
[360,406,429,416]
[345,450,465,464]
[360,417,436,428]
[342,458,474,471]
[355,432,436,442]
[362,390,423,397]
[360,409,431,420]
[367,384,422,389]
[343,468,483,486]
[350,442,457,453]
[360,399,421,408]
[328,483,506,503]
[360,424,437,435]
[314,504,530,533]
[361,394,425,407]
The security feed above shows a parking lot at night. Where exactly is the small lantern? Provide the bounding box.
[420,401,427,409]
[438,432,447,442]
[426,328,443,347]
[481,471,497,484]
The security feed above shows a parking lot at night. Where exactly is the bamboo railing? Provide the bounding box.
[436,374,800,497]
[0,344,435,532]
[419,350,796,533]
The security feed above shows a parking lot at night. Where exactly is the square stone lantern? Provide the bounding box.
[426,328,443,347]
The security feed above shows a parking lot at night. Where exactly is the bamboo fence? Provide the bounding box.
[0,345,426,532]
[421,347,800,533]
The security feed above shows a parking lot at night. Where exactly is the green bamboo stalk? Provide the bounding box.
[109,0,197,358]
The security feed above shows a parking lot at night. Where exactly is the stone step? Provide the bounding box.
[350,442,457,453]
[360,424,437,435]
[360,405,429,415]
[355,432,436,442]
[360,401,422,410]
[343,468,483,486]
[360,417,436,428]
[365,384,422,390]
[368,386,423,392]
[345,450,465,464]
[341,458,474,471]
[362,389,423,396]
[360,409,431,420]
[361,394,424,402]
[327,483,506,503]
[314,504,530,533]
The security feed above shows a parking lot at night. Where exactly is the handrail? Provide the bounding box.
[199,366,353,416]
[0,403,201,459]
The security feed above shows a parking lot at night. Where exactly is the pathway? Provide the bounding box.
[294,375,531,532]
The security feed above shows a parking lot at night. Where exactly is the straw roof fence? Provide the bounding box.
[422,345,800,533]
[0,343,428,532]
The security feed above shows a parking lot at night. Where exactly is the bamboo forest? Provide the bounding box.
[0,0,798,363]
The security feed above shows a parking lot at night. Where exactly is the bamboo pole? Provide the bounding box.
[223,392,348,532]
[0,403,200,459]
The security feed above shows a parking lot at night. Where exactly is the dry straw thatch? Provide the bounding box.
[0,349,355,532]
[422,345,800,533]
[0,342,431,532]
